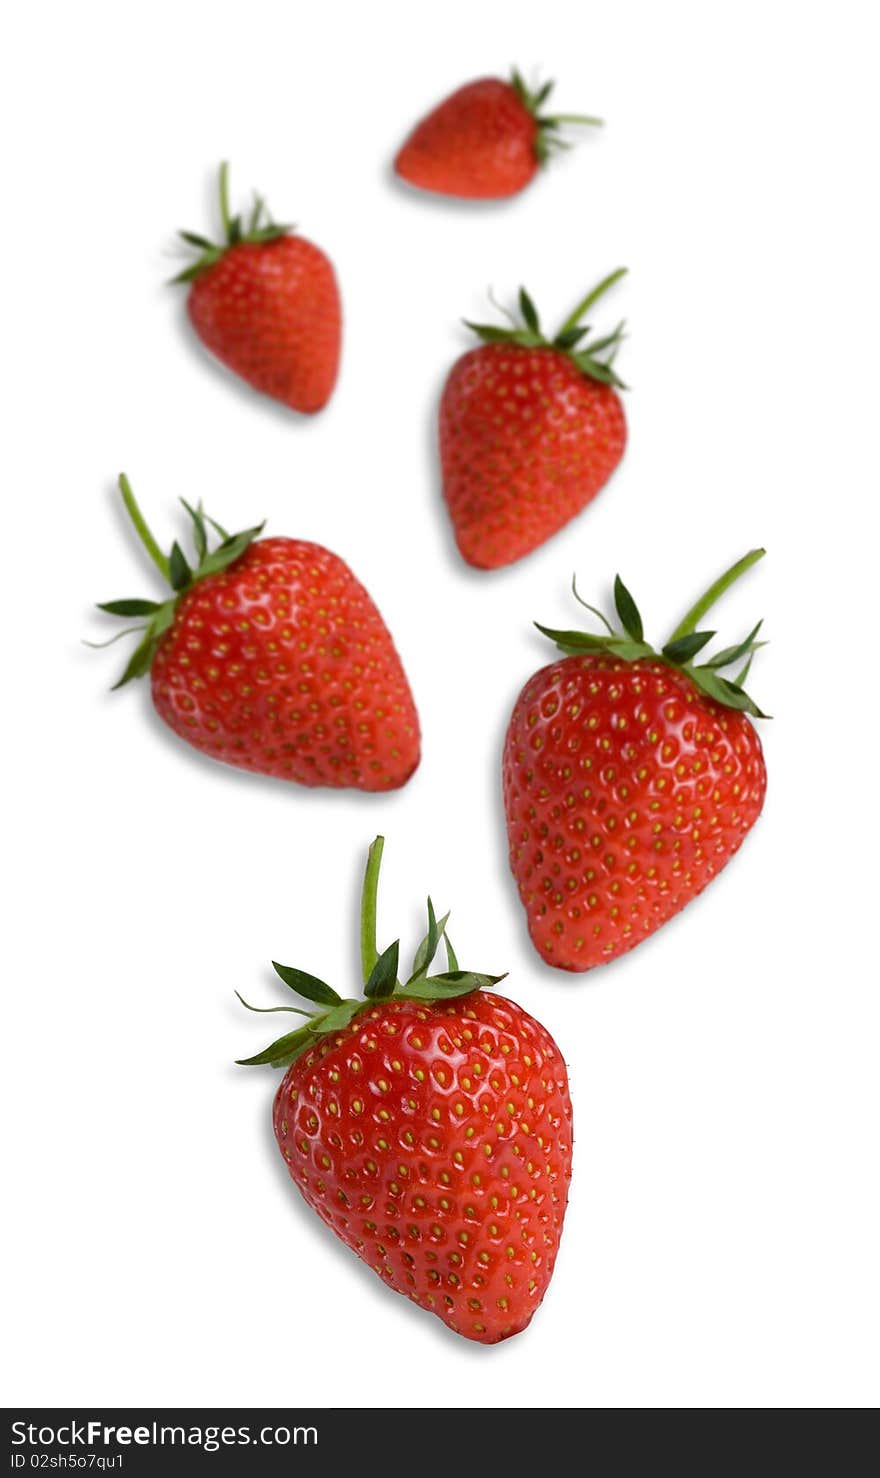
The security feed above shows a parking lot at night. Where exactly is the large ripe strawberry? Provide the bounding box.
[439,272,628,569]
[94,475,420,790]
[394,69,601,199]
[173,163,340,413]
[503,553,769,971]
[238,837,573,1344]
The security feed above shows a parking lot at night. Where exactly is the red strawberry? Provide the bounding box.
[503,554,769,971]
[439,272,628,569]
[239,837,573,1344]
[95,476,420,790]
[394,70,601,199]
[174,164,340,413]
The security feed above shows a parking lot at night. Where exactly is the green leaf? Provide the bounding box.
[534,623,652,663]
[251,224,291,242]
[198,525,263,578]
[732,653,754,688]
[271,963,341,1006]
[170,250,222,284]
[662,630,716,664]
[97,599,162,617]
[180,499,208,563]
[151,603,176,640]
[235,1024,313,1067]
[534,623,611,651]
[248,194,265,234]
[702,621,764,670]
[178,230,215,249]
[554,326,588,350]
[111,630,156,689]
[715,677,769,719]
[581,323,626,357]
[604,638,654,660]
[444,934,459,973]
[689,666,739,705]
[573,354,626,388]
[464,320,512,342]
[409,900,451,981]
[168,542,192,592]
[463,321,518,343]
[234,991,311,1018]
[399,971,506,1001]
[204,514,230,542]
[689,666,767,718]
[308,1000,363,1036]
[613,575,644,642]
[364,940,400,1000]
[519,288,540,335]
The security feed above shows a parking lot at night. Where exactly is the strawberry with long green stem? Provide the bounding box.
[239,837,573,1344]
[94,475,420,791]
[503,551,769,971]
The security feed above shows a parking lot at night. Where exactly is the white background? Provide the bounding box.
[3,0,878,1410]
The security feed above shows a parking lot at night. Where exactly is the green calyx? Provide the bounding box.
[510,68,603,165]
[236,836,507,1070]
[464,268,628,389]
[94,473,263,688]
[536,549,770,719]
[171,162,293,285]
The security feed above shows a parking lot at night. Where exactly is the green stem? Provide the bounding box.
[118,475,170,582]
[360,836,384,986]
[667,549,766,643]
[557,267,628,337]
[218,161,232,240]
[543,113,604,127]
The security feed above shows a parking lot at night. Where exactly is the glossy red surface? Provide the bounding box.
[503,656,767,969]
[440,344,626,568]
[188,235,341,412]
[395,78,539,199]
[273,993,573,1343]
[151,538,420,790]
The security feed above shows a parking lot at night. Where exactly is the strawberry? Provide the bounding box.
[94,475,420,790]
[439,272,628,569]
[394,70,601,199]
[503,553,769,971]
[238,837,573,1344]
[173,164,341,413]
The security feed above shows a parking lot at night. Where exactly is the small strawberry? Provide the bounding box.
[439,271,628,569]
[238,837,573,1344]
[394,70,602,199]
[173,164,341,413]
[94,475,420,790]
[503,552,769,971]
